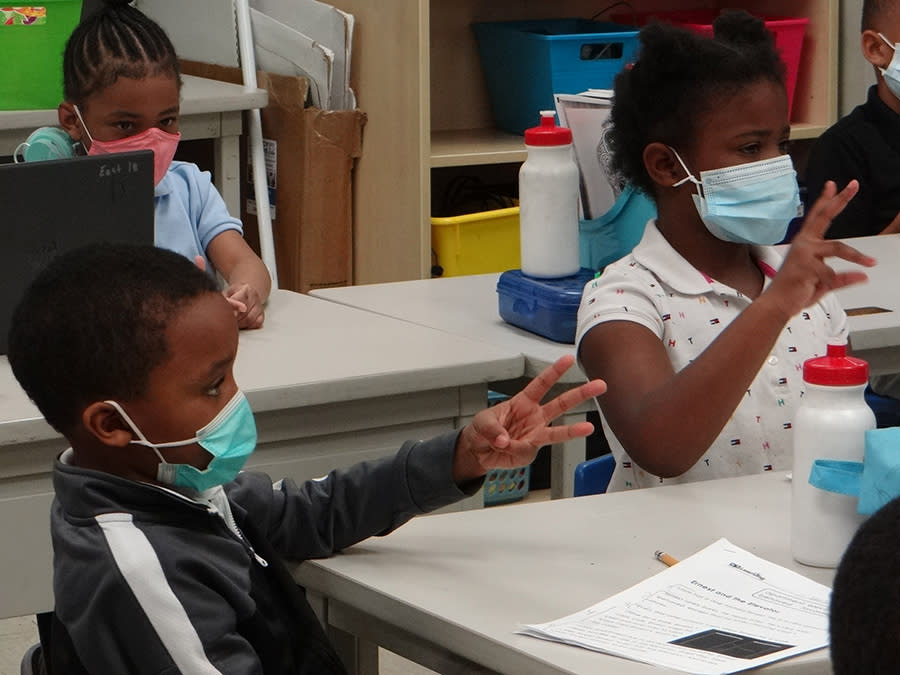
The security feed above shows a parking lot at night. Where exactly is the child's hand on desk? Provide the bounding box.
[762,179,876,321]
[452,355,606,483]
[193,255,265,329]
[224,282,265,330]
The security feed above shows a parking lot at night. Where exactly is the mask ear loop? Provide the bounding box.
[13,142,28,164]
[878,33,898,76]
[668,147,704,198]
[72,104,95,147]
[103,400,199,469]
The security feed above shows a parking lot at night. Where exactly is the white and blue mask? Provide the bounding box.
[670,149,801,246]
[14,127,77,163]
[878,33,900,101]
[107,390,257,492]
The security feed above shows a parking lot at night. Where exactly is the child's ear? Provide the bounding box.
[57,102,83,143]
[82,402,134,447]
[862,30,892,70]
[644,142,685,188]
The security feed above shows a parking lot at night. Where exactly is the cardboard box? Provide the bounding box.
[181,61,366,292]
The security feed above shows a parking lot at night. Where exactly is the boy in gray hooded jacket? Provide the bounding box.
[8,243,604,674]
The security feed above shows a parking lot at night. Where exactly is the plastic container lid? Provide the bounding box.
[802,342,869,386]
[524,111,572,146]
[496,268,594,308]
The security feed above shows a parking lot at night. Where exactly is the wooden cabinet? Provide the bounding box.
[334,0,839,285]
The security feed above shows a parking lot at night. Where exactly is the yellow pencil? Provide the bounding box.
[654,550,679,567]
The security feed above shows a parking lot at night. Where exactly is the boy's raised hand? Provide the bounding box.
[763,179,876,321]
[452,355,607,483]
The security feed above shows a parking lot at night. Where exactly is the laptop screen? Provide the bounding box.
[0,151,155,354]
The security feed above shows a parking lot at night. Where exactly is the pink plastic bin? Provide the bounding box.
[614,10,808,118]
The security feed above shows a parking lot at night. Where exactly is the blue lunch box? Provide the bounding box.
[497,268,596,343]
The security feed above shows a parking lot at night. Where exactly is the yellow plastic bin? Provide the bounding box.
[0,2,84,110]
[431,206,520,277]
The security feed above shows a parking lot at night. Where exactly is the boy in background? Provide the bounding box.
[805,0,900,238]
[805,0,900,410]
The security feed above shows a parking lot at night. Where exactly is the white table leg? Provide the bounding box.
[214,111,243,218]
[550,411,587,499]
[306,590,379,675]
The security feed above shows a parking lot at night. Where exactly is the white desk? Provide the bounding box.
[0,289,523,619]
[0,75,267,216]
[312,274,591,499]
[830,233,900,375]
[294,471,833,675]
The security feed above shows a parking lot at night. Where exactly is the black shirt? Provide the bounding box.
[805,85,900,238]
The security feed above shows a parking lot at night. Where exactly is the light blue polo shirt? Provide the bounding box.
[154,161,243,274]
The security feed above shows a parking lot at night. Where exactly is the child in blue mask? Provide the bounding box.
[7,242,605,674]
[19,0,271,329]
[576,10,875,491]
[805,0,900,239]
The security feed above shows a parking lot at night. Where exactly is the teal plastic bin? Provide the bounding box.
[484,466,530,506]
[483,391,531,506]
[579,184,656,271]
[472,19,639,135]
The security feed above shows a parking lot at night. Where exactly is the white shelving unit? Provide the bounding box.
[332,0,839,285]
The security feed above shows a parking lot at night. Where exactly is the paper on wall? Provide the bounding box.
[519,538,831,674]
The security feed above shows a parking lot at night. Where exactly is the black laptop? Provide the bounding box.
[0,150,155,353]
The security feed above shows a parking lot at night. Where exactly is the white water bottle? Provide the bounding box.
[792,342,874,567]
[518,110,580,278]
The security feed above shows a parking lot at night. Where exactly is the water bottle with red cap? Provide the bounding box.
[792,341,875,567]
[518,110,580,278]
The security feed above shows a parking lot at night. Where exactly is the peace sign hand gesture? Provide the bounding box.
[452,355,607,483]
[763,179,875,322]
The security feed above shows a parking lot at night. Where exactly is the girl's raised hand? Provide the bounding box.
[451,355,607,483]
[763,179,875,321]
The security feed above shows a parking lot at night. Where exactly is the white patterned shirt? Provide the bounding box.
[576,220,847,490]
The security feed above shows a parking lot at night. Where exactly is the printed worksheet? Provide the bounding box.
[518,539,829,674]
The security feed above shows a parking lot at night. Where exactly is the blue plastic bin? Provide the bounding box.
[483,466,531,506]
[484,391,531,506]
[472,19,639,135]
[497,268,596,343]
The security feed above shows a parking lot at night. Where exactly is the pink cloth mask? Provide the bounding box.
[75,105,180,185]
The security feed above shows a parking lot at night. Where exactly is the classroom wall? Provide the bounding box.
[840,0,875,117]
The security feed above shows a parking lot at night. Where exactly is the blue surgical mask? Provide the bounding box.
[878,33,900,101]
[14,127,77,163]
[670,149,801,245]
[107,390,257,492]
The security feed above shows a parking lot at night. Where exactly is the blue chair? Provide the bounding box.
[865,386,900,429]
[573,453,615,496]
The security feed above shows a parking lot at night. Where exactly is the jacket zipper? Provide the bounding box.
[141,481,269,568]
[207,502,269,568]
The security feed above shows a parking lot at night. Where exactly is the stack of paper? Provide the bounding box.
[249,0,355,110]
[519,538,831,674]
[554,90,618,221]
